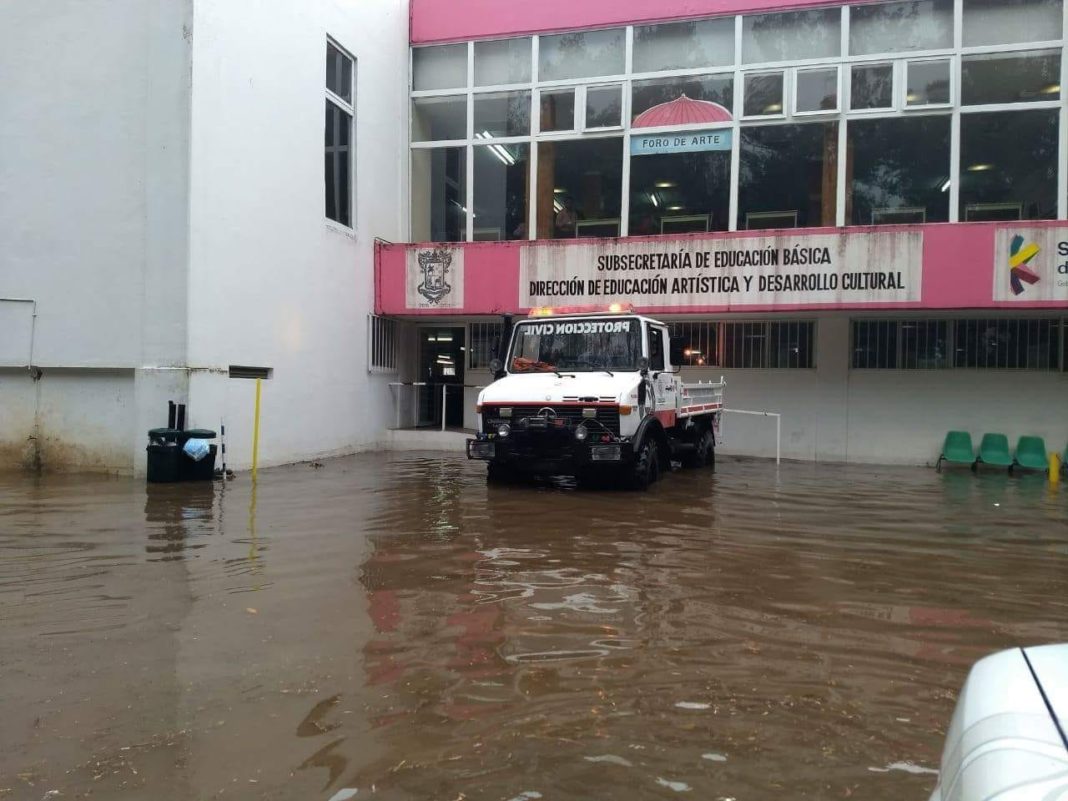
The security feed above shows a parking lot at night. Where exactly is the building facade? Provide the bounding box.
[1,0,407,474]
[377,0,1068,464]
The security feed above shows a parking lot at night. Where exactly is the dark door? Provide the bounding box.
[419,327,466,428]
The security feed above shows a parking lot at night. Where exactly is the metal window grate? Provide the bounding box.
[468,321,503,370]
[953,318,1059,370]
[229,365,273,380]
[768,320,815,368]
[368,315,398,372]
[670,320,814,368]
[668,321,718,366]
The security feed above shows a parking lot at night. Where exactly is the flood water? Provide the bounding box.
[2,454,1067,801]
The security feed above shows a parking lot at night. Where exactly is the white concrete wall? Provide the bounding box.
[0,0,193,472]
[185,0,408,470]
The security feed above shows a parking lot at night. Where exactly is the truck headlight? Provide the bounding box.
[574,424,588,442]
[496,423,511,438]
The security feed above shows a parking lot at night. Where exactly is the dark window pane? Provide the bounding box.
[632,75,734,122]
[850,63,894,109]
[325,101,351,226]
[906,59,951,105]
[473,143,530,241]
[852,320,897,368]
[539,89,575,132]
[953,318,1058,368]
[474,38,531,86]
[473,91,530,137]
[962,52,1061,104]
[411,146,467,242]
[960,109,1058,221]
[536,138,622,239]
[629,151,730,236]
[744,73,784,116]
[326,43,352,102]
[769,322,814,368]
[848,115,950,225]
[742,9,841,63]
[849,0,953,54]
[586,85,622,128]
[539,29,625,81]
[669,322,717,366]
[739,122,838,229]
[901,320,948,368]
[723,322,768,368]
[633,18,735,72]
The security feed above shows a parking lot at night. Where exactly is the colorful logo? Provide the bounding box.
[1008,235,1040,295]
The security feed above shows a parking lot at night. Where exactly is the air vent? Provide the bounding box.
[228,365,273,380]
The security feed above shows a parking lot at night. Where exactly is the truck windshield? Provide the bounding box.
[509,317,641,373]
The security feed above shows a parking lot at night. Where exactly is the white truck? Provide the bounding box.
[466,305,725,489]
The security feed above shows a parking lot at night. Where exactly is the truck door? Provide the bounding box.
[647,324,677,425]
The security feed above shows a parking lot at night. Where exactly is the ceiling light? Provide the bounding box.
[763,103,782,113]
[1040,83,1061,94]
[939,178,950,193]
[967,163,994,172]
[667,204,684,211]
[655,181,676,188]
[554,187,566,193]
[905,92,919,102]
[649,193,660,207]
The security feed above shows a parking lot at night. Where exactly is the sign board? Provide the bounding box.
[992,227,1068,302]
[519,232,923,308]
[630,129,732,156]
[406,247,465,310]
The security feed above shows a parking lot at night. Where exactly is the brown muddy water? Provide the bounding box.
[1,454,1066,801]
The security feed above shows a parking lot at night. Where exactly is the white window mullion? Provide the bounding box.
[1060,5,1068,218]
[729,14,743,232]
[621,26,633,237]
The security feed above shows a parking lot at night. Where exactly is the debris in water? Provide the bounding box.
[675,702,710,710]
[246,608,258,615]
[327,790,359,801]
[505,793,542,801]
[656,778,692,792]
[702,753,728,762]
[868,762,938,775]
[584,755,633,767]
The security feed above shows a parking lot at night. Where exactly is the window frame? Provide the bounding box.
[794,64,842,115]
[326,37,356,230]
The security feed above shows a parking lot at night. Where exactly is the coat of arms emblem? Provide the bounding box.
[417,248,453,305]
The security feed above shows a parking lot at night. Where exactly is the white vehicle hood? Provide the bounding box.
[479,372,639,405]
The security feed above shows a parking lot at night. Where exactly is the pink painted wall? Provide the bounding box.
[375,222,1068,316]
[410,0,858,44]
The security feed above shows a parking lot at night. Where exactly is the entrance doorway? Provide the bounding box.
[418,327,465,428]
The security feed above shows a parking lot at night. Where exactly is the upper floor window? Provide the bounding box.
[326,40,354,227]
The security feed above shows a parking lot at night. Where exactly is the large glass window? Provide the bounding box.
[413,44,467,91]
[960,109,1059,220]
[586,85,622,128]
[796,67,839,113]
[739,122,838,229]
[742,9,841,63]
[953,319,1060,369]
[474,38,531,86]
[632,76,734,122]
[852,320,949,368]
[905,59,951,106]
[849,0,954,54]
[411,96,467,141]
[629,151,731,235]
[473,91,531,137]
[847,115,951,225]
[411,147,466,242]
[633,18,735,72]
[962,0,1063,45]
[743,73,785,116]
[538,29,625,81]
[325,41,354,228]
[473,143,530,240]
[962,52,1062,104]
[850,63,894,109]
[536,138,623,238]
[539,89,576,132]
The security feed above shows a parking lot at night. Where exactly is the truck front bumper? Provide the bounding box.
[466,434,628,470]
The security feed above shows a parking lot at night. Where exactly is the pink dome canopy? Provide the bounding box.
[632,94,733,128]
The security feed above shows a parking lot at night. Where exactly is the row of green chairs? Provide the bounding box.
[937,431,1064,473]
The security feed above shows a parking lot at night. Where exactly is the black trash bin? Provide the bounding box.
[146,429,217,482]
[146,444,181,483]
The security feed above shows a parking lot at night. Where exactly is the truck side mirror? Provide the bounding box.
[490,358,505,380]
[637,380,647,407]
[638,357,649,375]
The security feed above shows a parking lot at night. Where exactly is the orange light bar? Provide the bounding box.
[526,303,633,317]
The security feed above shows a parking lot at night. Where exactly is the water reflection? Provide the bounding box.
[144,483,217,560]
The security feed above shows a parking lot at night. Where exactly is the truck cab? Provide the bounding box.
[466,305,724,489]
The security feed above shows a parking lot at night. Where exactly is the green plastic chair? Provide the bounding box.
[937,431,974,471]
[975,433,1013,470]
[1014,436,1048,472]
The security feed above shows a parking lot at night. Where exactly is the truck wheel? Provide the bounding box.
[682,429,715,469]
[630,440,660,490]
[487,463,518,484]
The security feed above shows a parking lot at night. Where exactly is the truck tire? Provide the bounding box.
[629,440,660,490]
[487,462,518,484]
[682,429,715,469]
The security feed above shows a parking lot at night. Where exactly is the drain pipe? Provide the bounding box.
[1,298,41,470]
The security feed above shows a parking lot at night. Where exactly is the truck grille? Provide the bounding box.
[482,404,620,436]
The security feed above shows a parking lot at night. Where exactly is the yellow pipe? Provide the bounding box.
[251,377,262,481]
[1050,452,1061,484]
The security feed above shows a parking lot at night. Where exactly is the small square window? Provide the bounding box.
[743,72,785,116]
[906,59,951,106]
[326,43,353,103]
[851,63,894,110]
[796,67,838,113]
[540,88,576,132]
[585,85,622,128]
